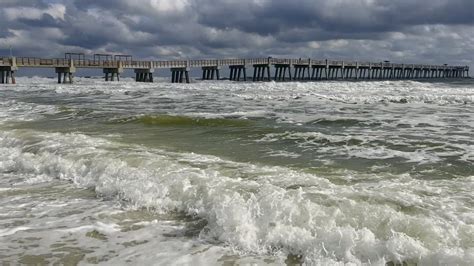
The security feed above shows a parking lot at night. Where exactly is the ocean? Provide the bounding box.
[0,77,473,265]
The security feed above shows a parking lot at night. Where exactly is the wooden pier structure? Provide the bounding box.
[0,55,469,84]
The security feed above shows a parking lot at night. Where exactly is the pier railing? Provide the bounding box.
[0,55,469,85]
[1,56,466,71]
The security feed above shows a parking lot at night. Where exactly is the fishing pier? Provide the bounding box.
[0,54,469,84]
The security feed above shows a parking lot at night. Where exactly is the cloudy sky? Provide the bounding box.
[1,0,473,69]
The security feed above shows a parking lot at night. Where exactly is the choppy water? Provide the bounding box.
[0,77,473,265]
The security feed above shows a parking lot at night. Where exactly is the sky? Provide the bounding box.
[1,0,473,71]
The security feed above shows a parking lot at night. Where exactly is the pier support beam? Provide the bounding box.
[202,66,220,80]
[274,64,292,81]
[253,64,271,81]
[103,67,123,82]
[310,66,325,80]
[1,58,18,84]
[293,64,311,81]
[55,66,76,84]
[134,68,154,82]
[229,65,247,81]
[171,67,190,83]
[0,69,16,84]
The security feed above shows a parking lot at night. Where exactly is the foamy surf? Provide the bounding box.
[1,129,473,265]
[0,78,473,264]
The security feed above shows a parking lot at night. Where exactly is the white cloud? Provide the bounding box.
[3,4,66,21]
[150,0,190,13]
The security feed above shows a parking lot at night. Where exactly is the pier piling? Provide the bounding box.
[229,65,247,81]
[134,69,154,82]
[253,64,271,81]
[202,66,220,80]
[171,67,190,83]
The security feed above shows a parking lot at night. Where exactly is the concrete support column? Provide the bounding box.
[293,66,301,80]
[170,67,190,83]
[312,67,324,80]
[275,66,281,80]
[56,66,75,84]
[103,68,123,82]
[287,66,292,80]
[0,59,18,84]
[292,65,310,81]
[253,64,270,81]
[267,65,271,81]
[9,71,15,84]
[202,66,220,80]
[2,71,16,84]
[274,64,292,81]
[229,65,246,81]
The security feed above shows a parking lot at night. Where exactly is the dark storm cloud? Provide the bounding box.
[17,14,64,28]
[195,0,474,35]
[0,0,472,68]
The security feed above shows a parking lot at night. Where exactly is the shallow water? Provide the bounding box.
[0,77,473,265]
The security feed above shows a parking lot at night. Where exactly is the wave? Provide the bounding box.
[109,114,253,127]
[4,79,473,106]
[308,118,382,127]
[1,130,472,265]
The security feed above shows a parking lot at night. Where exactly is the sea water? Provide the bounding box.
[0,77,473,265]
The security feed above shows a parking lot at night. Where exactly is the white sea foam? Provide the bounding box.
[0,100,57,124]
[0,130,472,264]
[0,226,31,237]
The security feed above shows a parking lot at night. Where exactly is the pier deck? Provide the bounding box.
[0,56,469,84]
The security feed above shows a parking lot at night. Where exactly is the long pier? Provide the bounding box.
[0,55,469,84]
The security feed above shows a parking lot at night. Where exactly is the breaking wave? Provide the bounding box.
[1,130,472,265]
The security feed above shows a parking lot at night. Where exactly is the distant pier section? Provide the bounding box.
[0,53,469,84]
